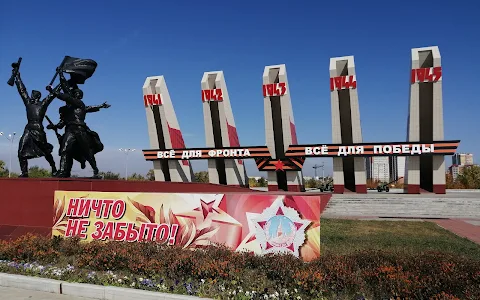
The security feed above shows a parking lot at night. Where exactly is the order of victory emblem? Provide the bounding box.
[253,198,311,257]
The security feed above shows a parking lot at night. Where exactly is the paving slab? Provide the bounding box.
[0,286,90,300]
[433,219,480,244]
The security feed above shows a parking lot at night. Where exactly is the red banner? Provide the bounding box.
[53,191,322,261]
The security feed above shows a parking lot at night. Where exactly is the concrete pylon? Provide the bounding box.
[329,56,367,194]
[263,64,304,192]
[201,71,248,187]
[143,76,194,182]
[405,46,445,194]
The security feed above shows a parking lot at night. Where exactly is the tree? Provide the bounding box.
[257,177,267,187]
[304,178,319,189]
[194,171,209,183]
[0,160,8,177]
[28,166,51,178]
[248,177,259,187]
[446,173,464,189]
[99,171,120,180]
[366,178,381,189]
[146,169,155,181]
[128,173,146,181]
[457,165,480,189]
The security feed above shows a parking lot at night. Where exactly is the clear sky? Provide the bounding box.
[0,0,478,178]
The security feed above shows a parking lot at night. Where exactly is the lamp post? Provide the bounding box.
[313,163,325,181]
[5,132,16,178]
[119,148,135,180]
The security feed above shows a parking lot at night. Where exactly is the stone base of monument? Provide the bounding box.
[0,178,331,241]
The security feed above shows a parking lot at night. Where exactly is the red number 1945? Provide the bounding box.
[202,89,223,102]
[330,75,357,91]
[263,82,287,97]
[411,67,442,83]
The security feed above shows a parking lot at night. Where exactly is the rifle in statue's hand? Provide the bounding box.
[7,57,22,86]
[45,115,62,142]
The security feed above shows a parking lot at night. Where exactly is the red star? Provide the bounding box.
[194,199,218,219]
[274,160,285,171]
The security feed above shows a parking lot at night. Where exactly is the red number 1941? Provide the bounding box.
[202,89,223,102]
[144,94,162,107]
[330,75,357,91]
[411,67,442,83]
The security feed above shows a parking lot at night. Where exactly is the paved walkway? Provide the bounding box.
[0,286,91,300]
[433,219,480,244]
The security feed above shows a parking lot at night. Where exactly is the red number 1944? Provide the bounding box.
[202,89,223,102]
[330,75,357,91]
[263,82,287,97]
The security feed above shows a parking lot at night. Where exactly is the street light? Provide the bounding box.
[313,163,325,181]
[5,132,16,178]
[119,148,135,180]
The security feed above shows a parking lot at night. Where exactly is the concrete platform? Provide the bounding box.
[323,191,480,219]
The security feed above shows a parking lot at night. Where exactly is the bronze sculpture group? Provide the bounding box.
[7,56,110,178]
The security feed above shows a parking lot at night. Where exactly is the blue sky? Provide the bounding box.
[0,0,478,178]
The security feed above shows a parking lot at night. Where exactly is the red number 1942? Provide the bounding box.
[411,67,442,83]
[202,89,223,102]
[263,82,287,97]
[144,94,162,107]
[330,75,357,91]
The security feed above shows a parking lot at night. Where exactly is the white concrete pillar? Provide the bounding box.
[329,56,366,193]
[201,71,247,187]
[143,76,194,182]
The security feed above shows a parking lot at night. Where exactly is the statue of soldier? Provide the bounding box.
[46,72,110,178]
[49,99,111,172]
[11,62,61,177]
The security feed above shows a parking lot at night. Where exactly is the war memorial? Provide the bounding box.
[142,46,456,194]
[0,46,461,261]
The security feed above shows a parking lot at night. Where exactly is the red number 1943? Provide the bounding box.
[144,94,162,107]
[263,82,287,97]
[202,89,223,102]
[330,75,357,91]
[411,67,442,83]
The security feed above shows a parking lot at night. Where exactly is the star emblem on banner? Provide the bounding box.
[274,160,285,171]
[174,194,240,229]
[252,198,310,257]
[196,198,219,219]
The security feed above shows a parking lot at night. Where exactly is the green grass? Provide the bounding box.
[320,218,480,260]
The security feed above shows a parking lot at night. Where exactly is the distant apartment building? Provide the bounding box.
[365,157,373,180]
[449,165,463,180]
[365,156,390,182]
[389,156,406,183]
[452,153,474,166]
[449,153,475,179]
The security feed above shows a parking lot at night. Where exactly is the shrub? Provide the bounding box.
[0,234,479,300]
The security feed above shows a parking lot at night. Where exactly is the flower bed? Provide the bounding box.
[0,234,479,300]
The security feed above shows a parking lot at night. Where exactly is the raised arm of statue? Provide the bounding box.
[41,84,62,111]
[86,101,110,113]
[56,119,66,129]
[14,72,29,105]
[59,72,71,94]
[56,92,84,108]
[85,105,101,113]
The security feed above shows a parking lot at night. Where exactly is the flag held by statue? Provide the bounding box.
[58,56,98,84]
